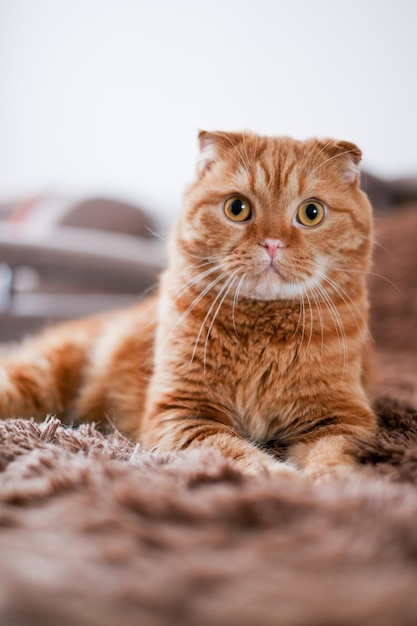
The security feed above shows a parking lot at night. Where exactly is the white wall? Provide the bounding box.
[1,0,416,220]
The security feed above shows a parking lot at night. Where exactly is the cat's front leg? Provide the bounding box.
[286,406,377,480]
[140,409,301,479]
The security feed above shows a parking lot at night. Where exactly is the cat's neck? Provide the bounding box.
[160,261,368,348]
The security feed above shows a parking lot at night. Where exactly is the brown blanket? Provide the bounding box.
[0,204,416,626]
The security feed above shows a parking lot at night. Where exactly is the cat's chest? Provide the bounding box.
[203,318,303,441]
[170,292,316,441]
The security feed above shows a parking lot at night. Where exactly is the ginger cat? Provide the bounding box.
[0,131,377,479]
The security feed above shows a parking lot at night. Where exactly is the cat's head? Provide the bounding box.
[172,131,373,301]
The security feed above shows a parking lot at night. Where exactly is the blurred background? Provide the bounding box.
[0,0,416,339]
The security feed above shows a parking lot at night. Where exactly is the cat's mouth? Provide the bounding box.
[245,261,293,297]
[266,260,283,273]
[257,259,288,281]
[240,257,321,301]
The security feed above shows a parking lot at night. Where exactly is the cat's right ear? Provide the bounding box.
[197,130,218,175]
[197,130,243,176]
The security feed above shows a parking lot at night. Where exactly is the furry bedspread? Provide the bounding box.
[0,204,416,626]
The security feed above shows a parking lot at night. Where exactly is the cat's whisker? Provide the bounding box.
[311,281,349,377]
[318,271,372,342]
[310,288,325,358]
[156,258,234,353]
[183,259,221,275]
[300,138,322,172]
[217,132,251,176]
[289,275,328,364]
[190,271,237,368]
[291,283,307,365]
[303,287,315,355]
[130,297,160,331]
[210,141,248,178]
[232,274,246,339]
[332,267,402,293]
[372,238,395,259]
[168,264,222,311]
[308,147,358,179]
[178,269,227,317]
[203,274,239,373]
[144,226,169,242]
[301,139,335,177]
[156,265,222,330]
[185,271,231,364]
[180,251,225,263]
[291,286,304,341]
[241,135,253,179]
[312,139,334,159]
[156,267,228,359]
[169,261,215,286]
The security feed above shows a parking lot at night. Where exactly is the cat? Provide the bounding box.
[0,131,377,479]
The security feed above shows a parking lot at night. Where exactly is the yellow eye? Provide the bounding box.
[224,196,252,222]
[296,200,326,227]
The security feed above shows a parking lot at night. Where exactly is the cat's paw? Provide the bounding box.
[304,460,359,482]
[267,461,305,481]
[239,459,303,480]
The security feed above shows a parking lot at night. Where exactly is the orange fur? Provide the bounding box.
[0,131,377,479]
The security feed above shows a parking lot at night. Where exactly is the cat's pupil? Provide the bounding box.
[305,204,318,220]
[231,199,244,215]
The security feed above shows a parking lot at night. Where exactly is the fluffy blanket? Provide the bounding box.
[0,204,416,626]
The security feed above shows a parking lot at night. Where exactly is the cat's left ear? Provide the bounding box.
[330,140,362,186]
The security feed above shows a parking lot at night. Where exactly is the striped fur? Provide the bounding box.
[0,131,377,479]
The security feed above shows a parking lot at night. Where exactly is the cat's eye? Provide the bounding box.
[296,200,326,227]
[223,196,252,222]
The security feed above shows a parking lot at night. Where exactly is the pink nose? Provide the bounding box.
[260,238,286,260]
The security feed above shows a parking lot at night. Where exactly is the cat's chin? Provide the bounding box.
[241,269,319,302]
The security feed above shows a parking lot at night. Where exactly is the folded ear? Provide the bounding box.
[197,130,219,175]
[197,130,243,175]
[323,140,362,186]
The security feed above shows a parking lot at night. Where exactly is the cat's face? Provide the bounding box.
[173,131,373,301]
